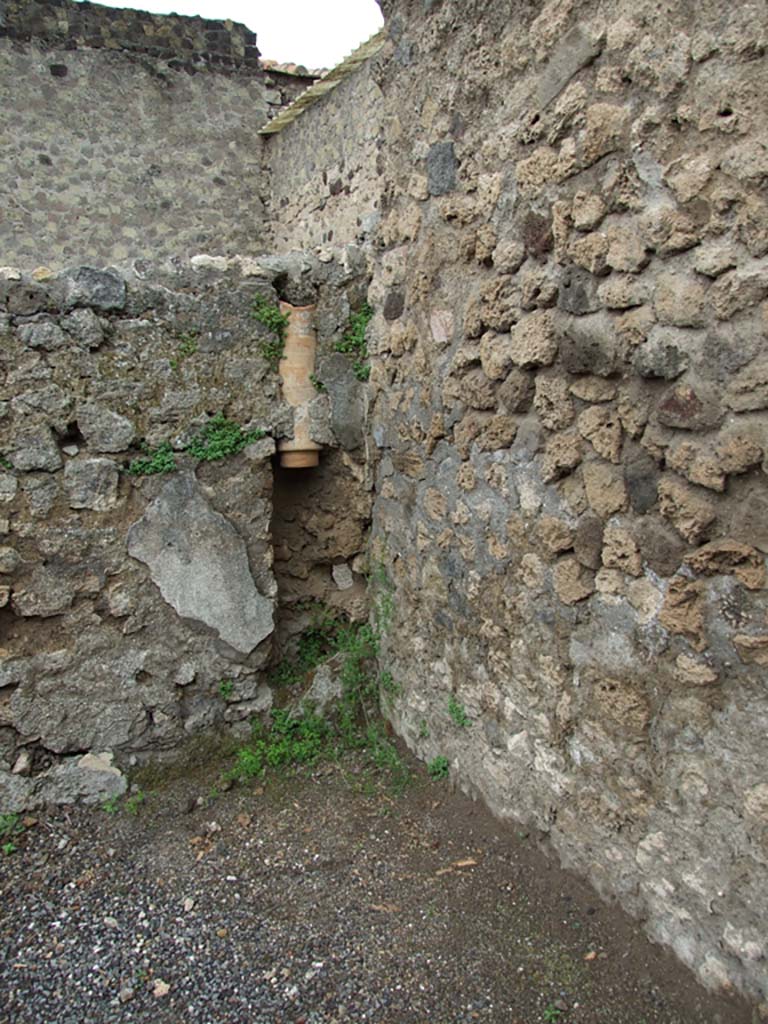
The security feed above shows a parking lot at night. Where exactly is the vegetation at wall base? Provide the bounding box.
[334,302,373,381]
[427,756,450,780]
[227,599,410,794]
[268,606,344,688]
[0,812,23,855]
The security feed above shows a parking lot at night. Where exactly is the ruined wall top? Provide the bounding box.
[0,0,261,70]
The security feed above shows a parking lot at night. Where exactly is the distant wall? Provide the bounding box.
[267,61,384,252]
[0,0,272,268]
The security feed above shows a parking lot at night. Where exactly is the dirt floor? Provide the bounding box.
[0,746,758,1024]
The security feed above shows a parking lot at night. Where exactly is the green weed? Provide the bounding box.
[334,302,373,382]
[227,608,410,793]
[0,813,24,854]
[169,330,198,369]
[126,441,176,477]
[125,789,146,815]
[0,456,12,471]
[309,373,326,392]
[219,679,234,700]
[448,695,471,728]
[543,1006,562,1023]
[428,755,450,779]
[225,707,329,782]
[252,295,289,369]
[379,670,402,706]
[186,413,264,462]
[418,719,429,740]
[102,795,121,814]
[269,608,344,688]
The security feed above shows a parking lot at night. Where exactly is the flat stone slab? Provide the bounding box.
[127,471,274,654]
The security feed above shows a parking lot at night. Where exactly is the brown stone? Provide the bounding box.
[663,154,713,203]
[476,415,518,452]
[598,274,649,310]
[606,229,651,273]
[541,432,583,482]
[479,331,516,381]
[582,103,630,165]
[640,207,701,255]
[569,377,617,403]
[657,476,716,542]
[536,515,575,556]
[666,441,725,492]
[589,673,651,736]
[508,310,559,368]
[534,375,574,431]
[711,269,768,321]
[737,195,768,258]
[516,147,562,194]
[568,232,609,275]
[733,635,768,666]
[392,449,426,480]
[654,273,708,328]
[725,358,768,413]
[475,224,498,265]
[684,539,766,591]
[572,192,606,231]
[693,244,738,279]
[423,488,448,522]
[602,523,642,576]
[615,306,655,349]
[520,266,558,309]
[553,556,595,604]
[667,434,762,493]
[674,654,719,687]
[454,412,486,459]
[659,578,706,650]
[617,383,650,438]
[492,239,526,274]
[577,406,622,462]
[445,367,497,410]
[582,461,628,517]
[456,463,476,492]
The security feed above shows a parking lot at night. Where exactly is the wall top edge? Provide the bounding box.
[0,0,262,70]
[259,30,386,136]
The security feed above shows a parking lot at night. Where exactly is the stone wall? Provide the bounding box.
[266,60,384,252]
[0,0,273,268]
[0,250,371,811]
[367,0,768,1002]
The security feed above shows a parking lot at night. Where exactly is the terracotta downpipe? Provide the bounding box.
[277,302,321,468]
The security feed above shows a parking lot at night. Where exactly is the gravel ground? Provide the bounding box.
[0,749,756,1024]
